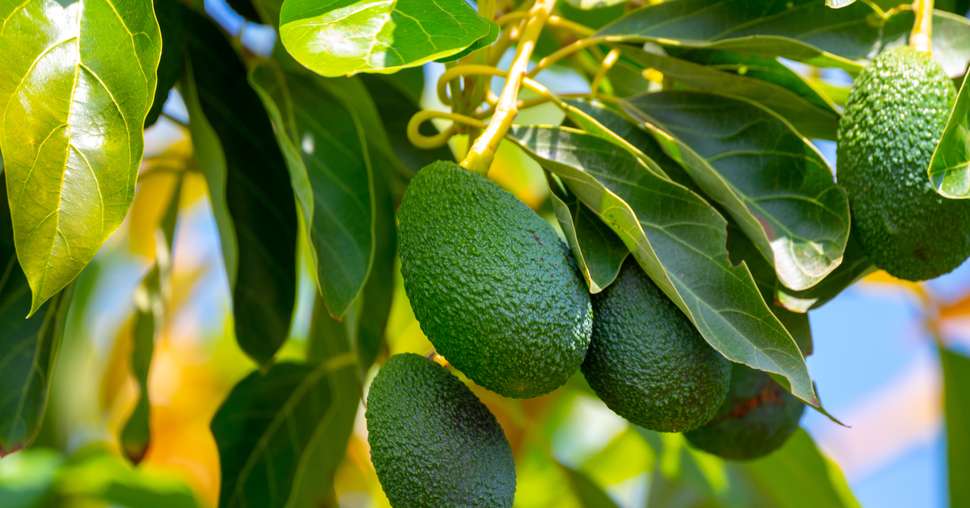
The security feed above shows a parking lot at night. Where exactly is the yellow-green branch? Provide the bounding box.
[910,0,934,53]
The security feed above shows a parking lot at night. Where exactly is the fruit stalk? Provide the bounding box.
[909,0,934,53]
[461,0,557,174]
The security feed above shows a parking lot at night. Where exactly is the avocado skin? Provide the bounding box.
[398,161,593,398]
[684,364,805,461]
[581,260,731,432]
[366,353,515,508]
[837,46,965,280]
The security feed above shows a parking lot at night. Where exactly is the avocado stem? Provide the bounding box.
[461,0,557,175]
[909,0,934,53]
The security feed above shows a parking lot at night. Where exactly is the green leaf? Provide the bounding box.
[145,0,186,127]
[0,181,72,456]
[0,0,162,313]
[620,92,850,291]
[250,59,375,318]
[278,0,493,77]
[775,233,873,313]
[558,463,621,508]
[182,10,298,365]
[564,0,628,8]
[548,180,628,293]
[879,10,970,78]
[941,346,970,508]
[211,311,360,508]
[597,0,875,71]
[436,19,500,63]
[623,49,839,139]
[929,74,970,199]
[508,126,819,406]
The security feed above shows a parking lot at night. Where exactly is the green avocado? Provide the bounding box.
[684,363,805,460]
[398,161,593,398]
[837,46,967,280]
[366,353,515,507]
[581,260,731,432]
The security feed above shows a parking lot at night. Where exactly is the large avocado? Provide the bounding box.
[366,353,515,507]
[581,260,731,432]
[837,46,967,280]
[398,161,593,398]
[684,363,805,461]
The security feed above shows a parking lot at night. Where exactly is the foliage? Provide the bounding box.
[0,0,968,507]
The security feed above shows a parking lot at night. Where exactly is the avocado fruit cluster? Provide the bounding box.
[685,363,805,461]
[838,46,968,280]
[366,353,515,507]
[582,259,731,432]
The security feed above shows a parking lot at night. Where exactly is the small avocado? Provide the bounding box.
[684,363,805,460]
[366,353,515,507]
[581,260,731,432]
[837,46,967,280]
[398,161,593,398]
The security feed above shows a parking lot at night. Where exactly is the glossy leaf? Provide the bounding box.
[621,92,849,291]
[211,307,360,508]
[182,10,298,365]
[623,49,839,139]
[0,181,71,455]
[278,0,494,77]
[251,59,375,318]
[775,233,873,313]
[508,126,818,406]
[0,0,162,313]
[878,9,970,78]
[145,0,186,127]
[929,74,970,199]
[548,180,627,293]
[942,346,970,508]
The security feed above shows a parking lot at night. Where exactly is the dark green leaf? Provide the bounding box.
[621,92,849,291]
[278,0,493,76]
[182,10,298,365]
[623,49,839,139]
[250,59,375,318]
[775,232,873,313]
[558,463,621,508]
[929,74,970,198]
[0,0,162,313]
[548,181,628,293]
[508,126,818,406]
[558,1,627,29]
[941,346,970,508]
[0,181,71,455]
[145,0,186,127]
[436,20,500,63]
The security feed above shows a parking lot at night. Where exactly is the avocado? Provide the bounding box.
[837,46,967,280]
[366,353,515,507]
[581,260,731,432]
[684,363,805,460]
[398,161,593,398]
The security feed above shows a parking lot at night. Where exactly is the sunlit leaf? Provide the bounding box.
[929,74,970,199]
[620,91,849,291]
[941,346,970,508]
[508,126,818,406]
[0,0,162,313]
[564,0,627,8]
[251,58,375,318]
[775,233,873,313]
[145,0,186,127]
[279,0,494,77]
[182,10,298,365]
[558,463,621,508]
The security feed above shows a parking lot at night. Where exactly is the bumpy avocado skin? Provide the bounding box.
[581,260,731,432]
[837,46,965,280]
[684,364,805,461]
[366,354,515,508]
[398,161,593,398]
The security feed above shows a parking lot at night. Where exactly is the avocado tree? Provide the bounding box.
[0,0,969,506]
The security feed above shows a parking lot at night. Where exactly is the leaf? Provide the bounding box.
[0,0,162,313]
[0,181,72,456]
[278,0,494,77]
[548,180,628,293]
[941,346,970,508]
[145,0,186,127]
[620,91,850,292]
[211,314,360,508]
[929,74,970,199]
[775,232,873,313]
[597,0,876,71]
[508,126,819,406]
[250,58,375,318]
[182,9,298,365]
[565,0,628,8]
[558,463,621,508]
[436,19,500,63]
[826,0,857,7]
[623,49,839,139]
[878,9,970,78]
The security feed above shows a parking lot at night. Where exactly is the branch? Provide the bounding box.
[909,0,934,53]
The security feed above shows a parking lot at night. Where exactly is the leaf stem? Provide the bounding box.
[461,0,558,174]
[909,0,934,53]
